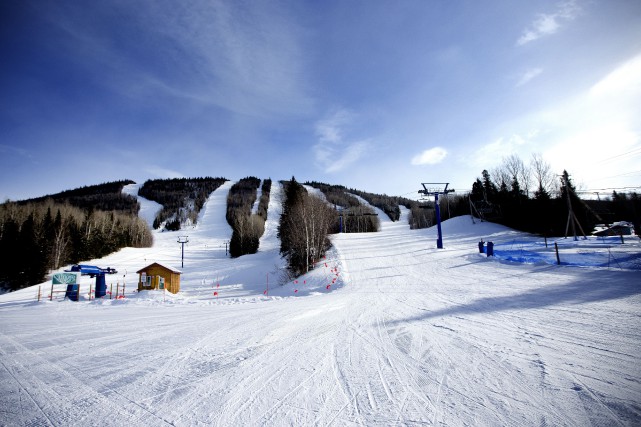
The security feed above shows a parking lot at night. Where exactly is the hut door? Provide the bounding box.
[158,276,165,290]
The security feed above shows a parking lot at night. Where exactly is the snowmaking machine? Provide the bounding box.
[65,264,118,300]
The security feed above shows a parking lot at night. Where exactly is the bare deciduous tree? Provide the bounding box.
[279,179,337,275]
[530,153,558,198]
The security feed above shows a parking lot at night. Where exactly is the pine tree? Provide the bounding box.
[481,170,497,203]
[471,178,484,201]
[0,218,20,290]
[16,214,48,289]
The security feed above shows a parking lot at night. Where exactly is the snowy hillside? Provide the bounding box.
[1,181,640,426]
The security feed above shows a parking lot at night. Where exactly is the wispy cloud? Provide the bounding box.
[517,0,580,46]
[411,147,447,166]
[313,109,371,173]
[144,165,186,179]
[471,134,532,169]
[41,1,312,119]
[0,144,33,160]
[516,68,543,87]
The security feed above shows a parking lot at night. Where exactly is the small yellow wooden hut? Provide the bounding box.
[137,263,181,294]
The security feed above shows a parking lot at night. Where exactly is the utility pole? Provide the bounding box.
[561,173,586,241]
[418,183,455,249]
[177,236,189,268]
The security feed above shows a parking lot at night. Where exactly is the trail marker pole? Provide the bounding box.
[418,183,455,249]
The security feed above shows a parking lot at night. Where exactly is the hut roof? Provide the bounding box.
[136,262,182,274]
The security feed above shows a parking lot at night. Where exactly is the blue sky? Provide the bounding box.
[1,0,640,201]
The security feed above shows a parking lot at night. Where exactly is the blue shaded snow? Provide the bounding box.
[488,237,641,270]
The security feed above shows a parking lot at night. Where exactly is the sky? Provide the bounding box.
[1,0,640,202]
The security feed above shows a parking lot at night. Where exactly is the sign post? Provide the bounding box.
[52,272,80,301]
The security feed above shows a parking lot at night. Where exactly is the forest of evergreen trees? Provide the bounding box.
[0,181,153,292]
[18,180,140,214]
[139,177,227,230]
[226,177,272,257]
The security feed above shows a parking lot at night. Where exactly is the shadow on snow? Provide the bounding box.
[388,268,641,325]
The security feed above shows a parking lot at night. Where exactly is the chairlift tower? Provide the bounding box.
[177,236,189,268]
[418,183,455,249]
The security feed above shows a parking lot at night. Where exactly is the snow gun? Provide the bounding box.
[66,264,118,298]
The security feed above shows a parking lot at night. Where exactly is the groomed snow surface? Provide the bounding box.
[1,182,640,426]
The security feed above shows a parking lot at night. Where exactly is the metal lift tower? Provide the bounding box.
[418,182,455,249]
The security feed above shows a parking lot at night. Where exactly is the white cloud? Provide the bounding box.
[589,54,641,98]
[544,125,639,188]
[324,141,370,173]
[313,109,370,173]
[411,147,447,165]
[517,0,580,46]
[469,133,535,171]
[516,68,543,87]
[315,109,353,145]
[471,52,641,191]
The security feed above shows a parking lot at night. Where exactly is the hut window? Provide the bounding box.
[159,277,165,290]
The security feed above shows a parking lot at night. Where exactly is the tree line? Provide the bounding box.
[305,182,380,233]
[17,180,140,215]
[335,186,470,231]
[469,153,641,236]
[226,177,272,257]
[279,178,337,277]
[138,177,227,230]
[304,182,463,231]
[0,199,153,292]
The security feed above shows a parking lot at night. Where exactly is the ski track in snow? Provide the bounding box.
[1,181,641,426]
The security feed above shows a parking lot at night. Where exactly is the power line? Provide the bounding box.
[578,186,641,193]
[598,146,641,165]
[596,169,641,180]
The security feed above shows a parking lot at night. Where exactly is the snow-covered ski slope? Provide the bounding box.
[1,182,640,426]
